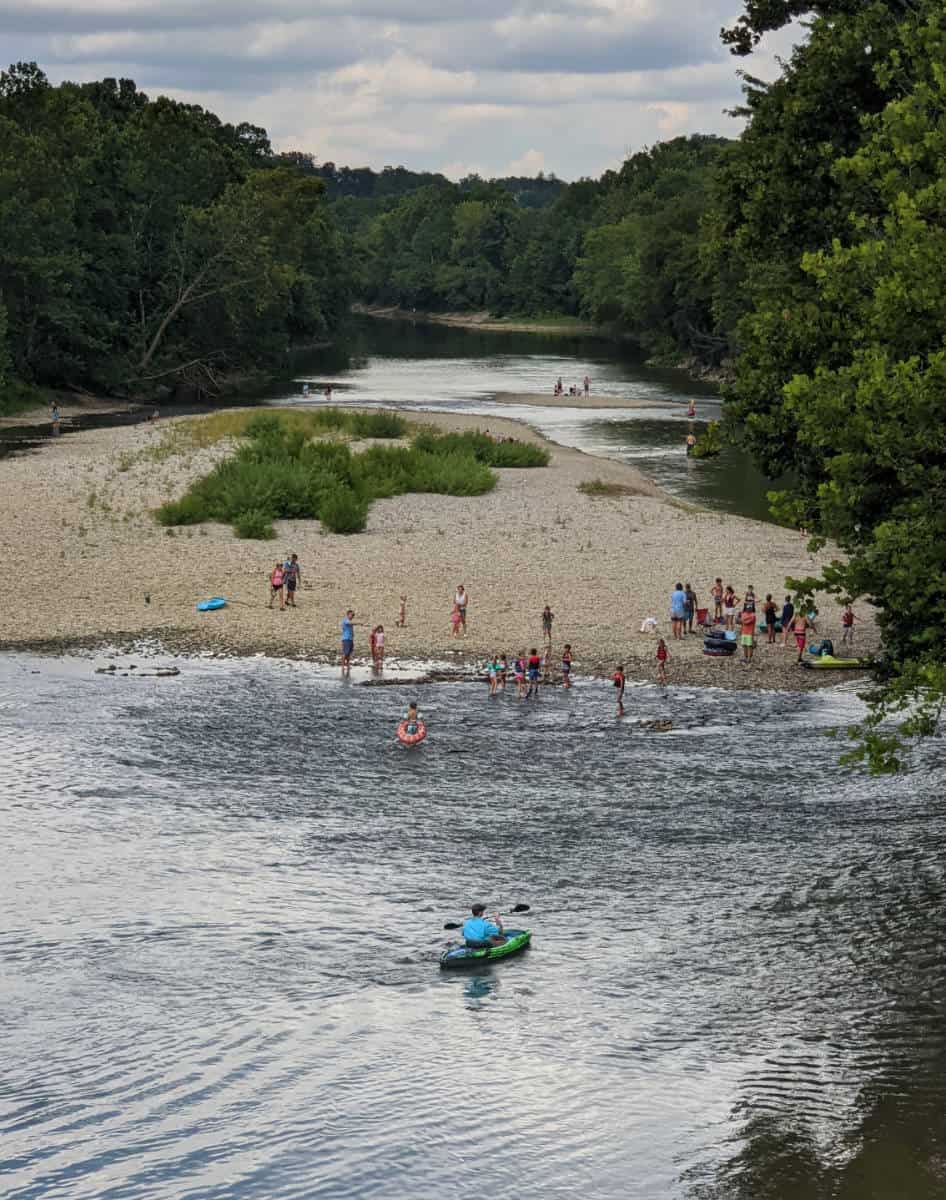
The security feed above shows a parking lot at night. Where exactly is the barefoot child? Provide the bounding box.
[613,665,626,714]
[450,604,462,638]
[526,648,542,699]
[561,644,573,688]
[374,625,385,667]
[515,652,527,698]
[656,638,669,684]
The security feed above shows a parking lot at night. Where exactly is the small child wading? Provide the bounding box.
[656,639,669,684]
[561,644,573,689]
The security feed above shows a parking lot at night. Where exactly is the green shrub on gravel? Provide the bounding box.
[232,508,276,539]
[412,429,549,467]
[156,413,545,538]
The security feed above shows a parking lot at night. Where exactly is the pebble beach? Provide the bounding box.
[0,406,879,689]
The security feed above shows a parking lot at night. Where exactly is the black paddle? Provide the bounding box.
[443,903,530,931]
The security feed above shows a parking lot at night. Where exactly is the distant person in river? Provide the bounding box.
[656,638,670,683]
[341,609,355,670]
[463,903,505,948]
[405,700,419,734]
[686,432,697,456]
[613,665,626,714]
[561,644,573,688]
[268,561,285,610]
[324,385,333,402]
[526,648,542,699]
[583,375,590,396]
[50,404,61,436]
[515,651,527,698]
[687,400,696,418]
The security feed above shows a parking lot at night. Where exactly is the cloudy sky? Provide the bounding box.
[3,1,799,179]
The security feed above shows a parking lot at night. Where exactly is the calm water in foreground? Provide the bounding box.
[3,652,945,1198]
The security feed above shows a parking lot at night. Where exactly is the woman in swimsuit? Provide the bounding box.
[763,594,778,644]
[268,562,285,610]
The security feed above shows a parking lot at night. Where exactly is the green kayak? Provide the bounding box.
[801,655,874,670]
[440,928,532,968]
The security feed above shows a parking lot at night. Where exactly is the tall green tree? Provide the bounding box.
[718,1,946,768]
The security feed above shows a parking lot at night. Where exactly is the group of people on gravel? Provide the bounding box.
[667,579,860,665]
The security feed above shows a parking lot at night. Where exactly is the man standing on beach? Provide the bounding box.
[283,553,301,608]
[341,609,355,671]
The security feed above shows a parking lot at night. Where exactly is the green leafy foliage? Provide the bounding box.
[0,64,349,399]
[156,414,548,538]
[716,0,946,769]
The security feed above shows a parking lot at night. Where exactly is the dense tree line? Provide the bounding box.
[343,135,729,361]
[0,63,349,410]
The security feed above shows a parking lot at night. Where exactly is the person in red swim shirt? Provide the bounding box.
[526,648,542,700]
[613,665,626,714]
[739,605,758,666]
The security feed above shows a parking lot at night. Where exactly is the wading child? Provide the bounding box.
[613,665,626,714]
[498,654,508,688]
[561,644,573,689]
[656,638,669,684]
[374,625,385,667]
[541,605,554,647]
[526,648,542,700]
[515,651,527,699]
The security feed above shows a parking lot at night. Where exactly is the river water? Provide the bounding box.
[3,651,946,1199]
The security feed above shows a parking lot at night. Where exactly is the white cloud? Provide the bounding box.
[5,1,806,178]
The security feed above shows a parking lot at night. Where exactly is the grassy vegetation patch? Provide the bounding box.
[156,413,546,537]
[578,478,647,499]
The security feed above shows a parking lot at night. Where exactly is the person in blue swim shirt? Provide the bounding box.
[462,903,505,948]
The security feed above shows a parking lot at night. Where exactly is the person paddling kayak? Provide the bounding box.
[462,903,505,948]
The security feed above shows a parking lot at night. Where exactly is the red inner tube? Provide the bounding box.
[397,719,426,745]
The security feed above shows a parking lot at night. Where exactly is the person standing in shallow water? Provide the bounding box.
[613,665,626,715]
[341,609,355,671]
[541,605,554,648]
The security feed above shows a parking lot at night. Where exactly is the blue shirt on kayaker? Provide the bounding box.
[462,903,504,946]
